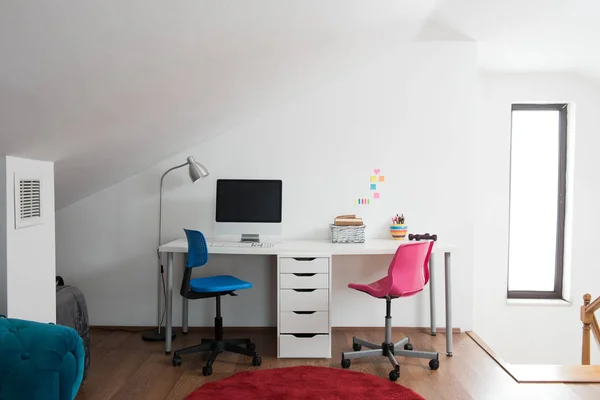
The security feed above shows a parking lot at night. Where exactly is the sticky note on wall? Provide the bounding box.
[374,192,380,199]
[379,176,385,182]
[370,176,376,183]
[370,183,376,190]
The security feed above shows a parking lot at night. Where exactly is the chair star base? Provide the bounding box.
[172,335,261,376]
[341,296,440,381]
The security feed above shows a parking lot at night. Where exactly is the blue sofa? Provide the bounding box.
[0,316,85,400]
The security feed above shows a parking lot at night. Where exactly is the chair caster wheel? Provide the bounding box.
[389,370,400,381]
[404,343,413,351]
[252,354,262,366]
[341,358,351,369]
[247,342,256,351]
[202,365,213,376]
[429,359,440,370]
[172,355,182,367]
[352,343,362,351]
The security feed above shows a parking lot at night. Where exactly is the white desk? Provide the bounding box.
[157,239,454,357]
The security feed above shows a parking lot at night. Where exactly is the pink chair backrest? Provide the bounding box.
[387,241,434,297]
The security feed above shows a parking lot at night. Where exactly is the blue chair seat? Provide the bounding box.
[190,275,252,293]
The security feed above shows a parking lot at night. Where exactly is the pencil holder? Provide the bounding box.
[389,224,408,240]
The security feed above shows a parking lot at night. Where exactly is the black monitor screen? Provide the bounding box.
[216,179,282,223]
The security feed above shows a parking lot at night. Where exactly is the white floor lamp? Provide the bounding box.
[142,156,209,342]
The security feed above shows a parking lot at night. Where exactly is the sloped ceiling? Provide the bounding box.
[1,0,598,208]
[435,0,600,79]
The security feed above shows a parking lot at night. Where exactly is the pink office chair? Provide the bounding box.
[341,240,439,381]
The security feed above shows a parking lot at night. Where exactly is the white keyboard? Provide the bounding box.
[210,242,275,248]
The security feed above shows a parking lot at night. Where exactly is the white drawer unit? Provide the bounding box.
[280,273,328,289]
[279,257,329,274]
[280,311,329,334]
[279,334,331,358]
[280,289,329,311]
[277,254,332,358]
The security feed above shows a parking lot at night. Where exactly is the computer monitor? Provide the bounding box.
[215,179,283,242]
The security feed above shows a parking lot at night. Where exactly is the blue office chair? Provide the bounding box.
[171,229,261,376]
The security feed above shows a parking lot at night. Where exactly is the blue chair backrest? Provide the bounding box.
[184,229,209,268]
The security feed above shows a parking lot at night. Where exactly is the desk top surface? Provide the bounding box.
[158,238,454,255]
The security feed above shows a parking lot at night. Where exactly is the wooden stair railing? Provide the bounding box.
[581,293,600,365]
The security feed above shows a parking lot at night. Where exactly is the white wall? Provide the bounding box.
[0,158,6,315]
[473,72,600,365]
[0,156,56,322]
[56,42,477,330]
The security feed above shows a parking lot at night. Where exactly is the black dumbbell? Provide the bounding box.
[408,233,437,241]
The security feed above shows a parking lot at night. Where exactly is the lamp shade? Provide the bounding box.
[187,156,209,182]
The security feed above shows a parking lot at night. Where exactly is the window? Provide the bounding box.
[507,104,567,299]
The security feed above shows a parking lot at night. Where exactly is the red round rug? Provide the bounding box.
[186,366,425,400]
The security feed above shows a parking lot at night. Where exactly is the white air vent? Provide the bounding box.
[14,174,43,229]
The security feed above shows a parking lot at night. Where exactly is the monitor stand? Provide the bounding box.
[241,234,261,243]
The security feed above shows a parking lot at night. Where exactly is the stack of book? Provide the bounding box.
[333,214,363,226]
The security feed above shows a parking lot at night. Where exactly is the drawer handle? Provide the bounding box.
[293,257,316,261]
[293,273,316,277]
[292,334,317,338]
[293,311,316,315]
[293,289,316,293]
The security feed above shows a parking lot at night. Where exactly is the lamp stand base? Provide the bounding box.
[142,329,176,342]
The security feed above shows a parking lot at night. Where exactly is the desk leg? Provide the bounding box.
[429,255,436,336]
[157,258,162,333]
[165,252,174,354]
[182,253,188,334]
[444,252,453,356]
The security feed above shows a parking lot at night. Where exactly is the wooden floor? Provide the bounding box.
[77,328,600,400]
[468,332,600,384]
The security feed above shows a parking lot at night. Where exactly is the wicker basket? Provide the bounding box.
[329,224,366,243]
